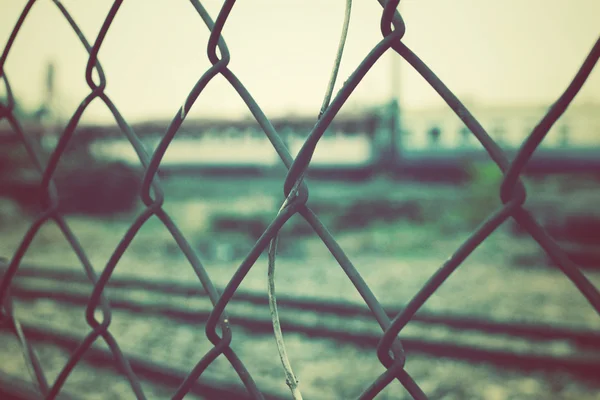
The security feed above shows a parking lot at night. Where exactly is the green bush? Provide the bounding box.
[1,161,141,216]
[457,161,504,229]
[55,161,141,215]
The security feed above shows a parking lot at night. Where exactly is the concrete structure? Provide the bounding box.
[86,114,380,174]
[399,101,600,151]
[1,101,598,178]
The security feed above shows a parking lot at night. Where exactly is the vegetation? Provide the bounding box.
[457,161,505,229]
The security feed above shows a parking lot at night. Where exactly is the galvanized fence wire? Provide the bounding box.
[0,0,599,399]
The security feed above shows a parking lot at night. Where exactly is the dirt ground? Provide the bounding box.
[1,174,599,399]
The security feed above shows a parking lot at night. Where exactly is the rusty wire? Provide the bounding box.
[1,0,599,399]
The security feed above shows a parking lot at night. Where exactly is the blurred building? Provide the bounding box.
[399,101,600,151]
[87,113,379,172]
[2,100,599,177]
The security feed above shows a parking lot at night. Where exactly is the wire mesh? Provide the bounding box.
[1,1,599,399]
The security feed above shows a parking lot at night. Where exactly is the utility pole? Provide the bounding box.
[40,60,59,150]
[389,49,401,169]
[374,51,401,174]
[377,5,403,174]
[376,43,401,174]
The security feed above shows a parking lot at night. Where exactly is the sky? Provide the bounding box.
[1,0,599,124]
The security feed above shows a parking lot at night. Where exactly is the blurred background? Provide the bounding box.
[1,1,600,399]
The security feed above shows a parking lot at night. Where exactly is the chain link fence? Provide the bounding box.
[1,0,599,399]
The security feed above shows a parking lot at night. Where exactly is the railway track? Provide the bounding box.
[0,324,280,400]
[2,264,600,399]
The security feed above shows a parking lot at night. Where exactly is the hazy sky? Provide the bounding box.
[1,0,599,124]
